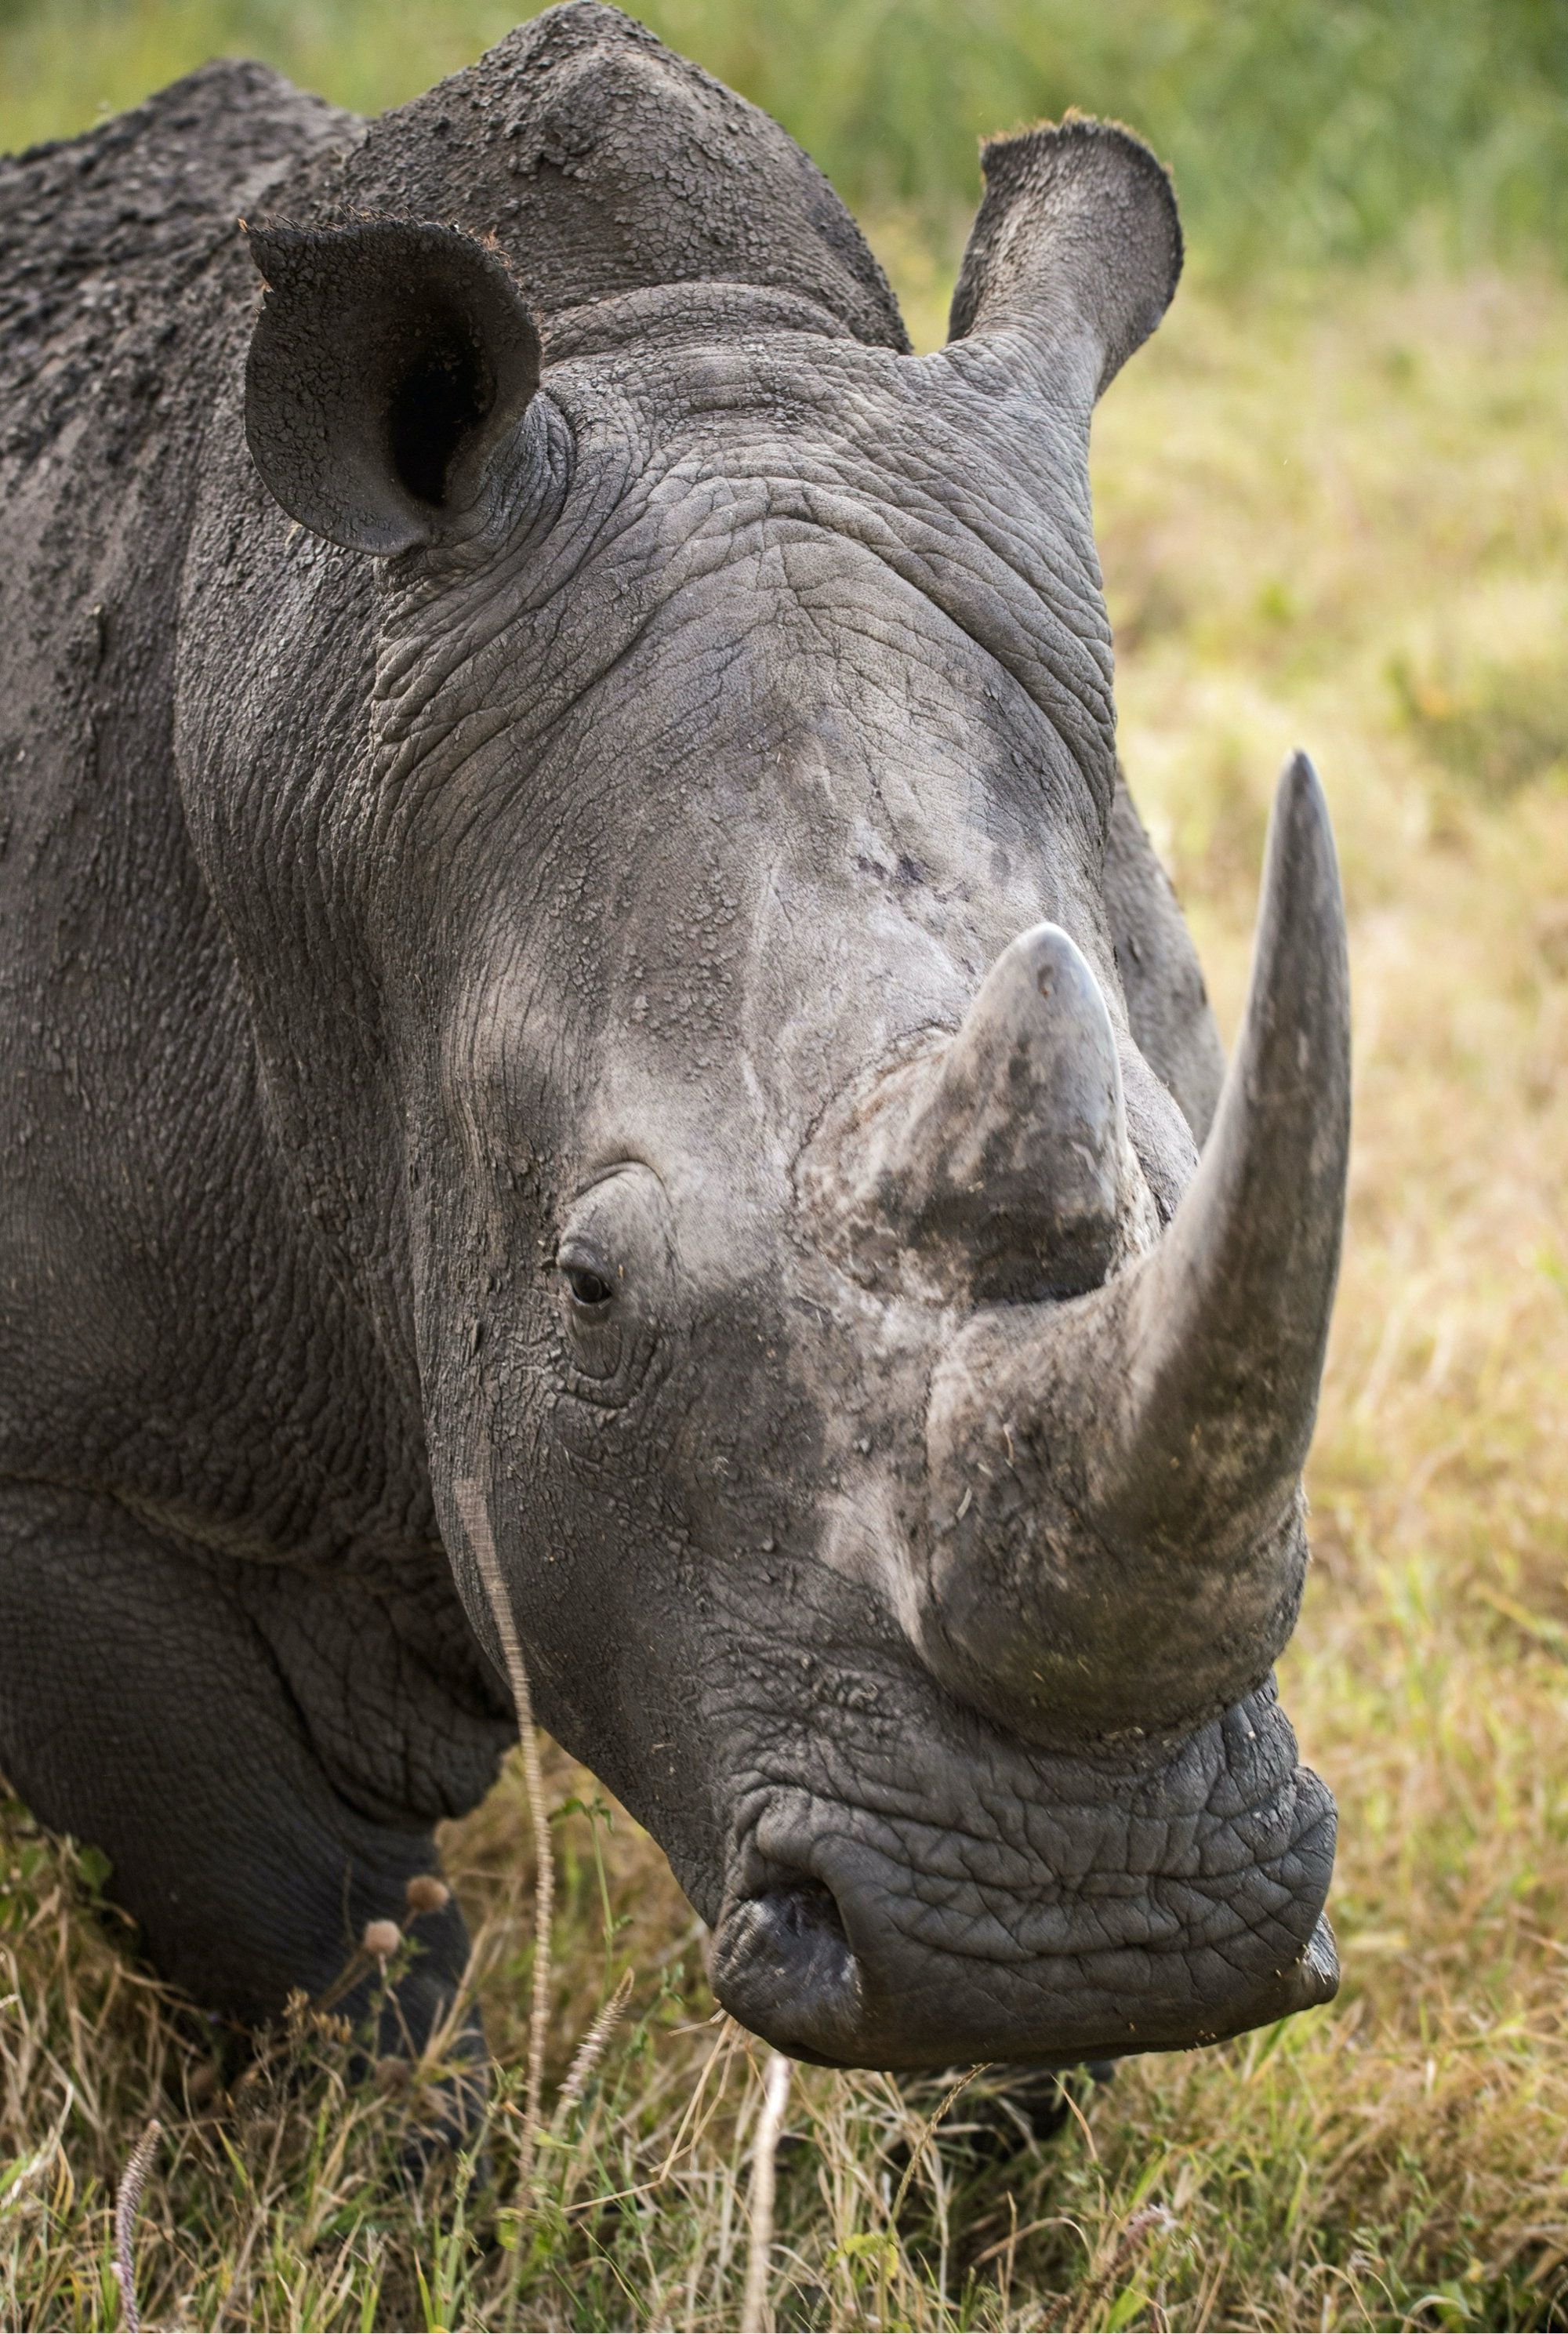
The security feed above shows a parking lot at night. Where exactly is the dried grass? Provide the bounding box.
[3,262,1568,2328]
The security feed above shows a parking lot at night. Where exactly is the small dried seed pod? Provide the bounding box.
[361,1918,401,1961]
[405,1874,450,1914]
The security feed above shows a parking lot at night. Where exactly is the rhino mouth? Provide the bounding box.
[706,1682,1338,2071]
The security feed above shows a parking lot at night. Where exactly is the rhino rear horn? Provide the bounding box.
[245,220,541,557]
[946,116,1181,405]
[895,924,1128,1302]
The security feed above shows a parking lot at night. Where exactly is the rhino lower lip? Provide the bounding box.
[709,1883,1340,2071]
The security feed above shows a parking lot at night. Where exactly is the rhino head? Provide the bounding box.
[221,27,1346,2071]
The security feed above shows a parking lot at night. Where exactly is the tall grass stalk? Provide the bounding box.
[111,2120,160,2334]
[739,2052,790,2334]
[454,1476,554,2194]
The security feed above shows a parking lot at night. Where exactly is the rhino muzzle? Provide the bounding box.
[706,1675,1340,2071]
[709,754,1349,2069]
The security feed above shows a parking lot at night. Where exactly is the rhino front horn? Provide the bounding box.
[890,923,1130,1301]
[921,753,1351,1738]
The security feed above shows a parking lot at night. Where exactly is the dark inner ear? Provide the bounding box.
[386,305,494,510]
[245,220,540,557]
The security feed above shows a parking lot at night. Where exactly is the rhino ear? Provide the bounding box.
[243,219,541,557]
[946,118,1181,402]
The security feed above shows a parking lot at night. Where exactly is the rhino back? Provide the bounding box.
[0,63,523,1826]
[0,60,353,463]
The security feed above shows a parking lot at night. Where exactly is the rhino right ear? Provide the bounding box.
[244,219,541,557]
[946,118,1181,405]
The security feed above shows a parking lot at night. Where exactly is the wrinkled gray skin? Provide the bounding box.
[0,4,1347,2074]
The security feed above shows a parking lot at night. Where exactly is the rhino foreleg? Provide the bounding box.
[0,1485,482,2114]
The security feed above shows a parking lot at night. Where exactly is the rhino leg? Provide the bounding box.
[0,1485,481,2106]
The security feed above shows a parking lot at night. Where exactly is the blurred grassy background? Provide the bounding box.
[5,3,1568,2329]
[2,0,1568,280]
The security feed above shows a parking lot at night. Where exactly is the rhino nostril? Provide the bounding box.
[709,1875,863,2064]
[769,1876,846,1947]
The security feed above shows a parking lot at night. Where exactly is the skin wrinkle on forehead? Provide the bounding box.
[372,591,1108,1104]
[365,340,1118,838]
[376,573,1106,1004]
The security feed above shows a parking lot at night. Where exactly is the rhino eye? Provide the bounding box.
[564,1264,613,1309]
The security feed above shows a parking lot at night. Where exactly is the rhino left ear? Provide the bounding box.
[946,117,1181,404]
[244,219,541,557]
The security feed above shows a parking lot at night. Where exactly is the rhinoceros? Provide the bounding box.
[0,2,1348,2078]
